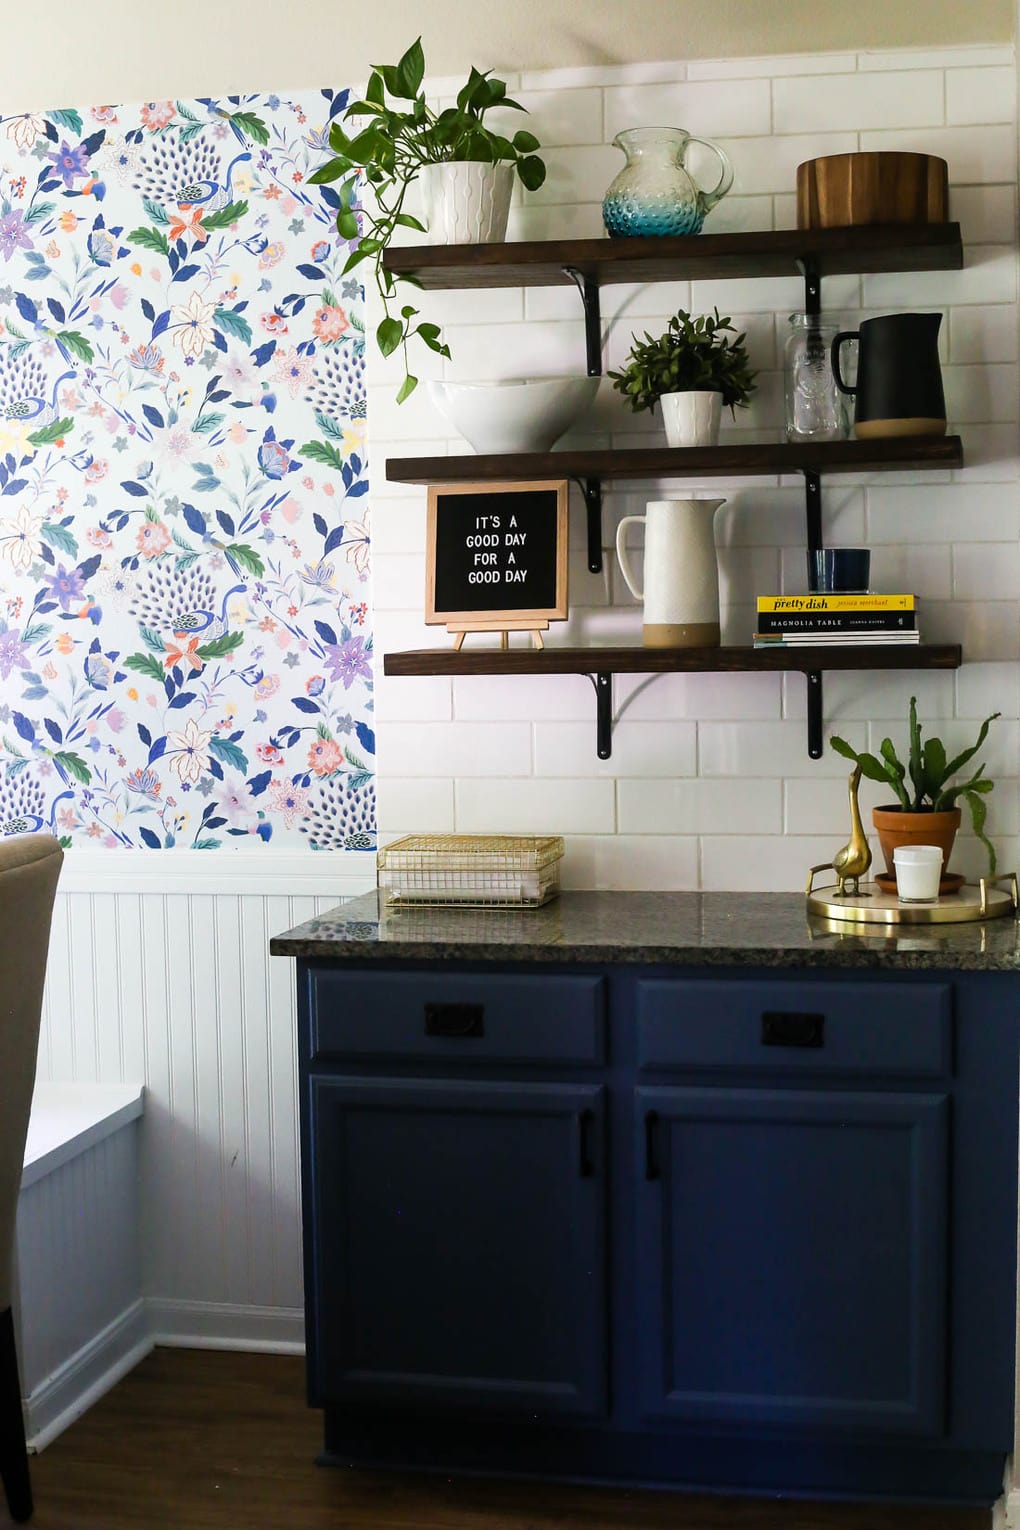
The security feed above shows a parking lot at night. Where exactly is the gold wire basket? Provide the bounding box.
[377,833,564,908]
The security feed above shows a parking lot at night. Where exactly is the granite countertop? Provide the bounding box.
[270,889,1020,971]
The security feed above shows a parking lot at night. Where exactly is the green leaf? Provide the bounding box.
[224,543,264,577]
[27,417,73,447]
[191,411,225,434]
[516,154,546,191]
[396,372,418,403]
[196,631,244,660]
[200,200,248,231]
[40,521,78,556]
[307,159,349,185]
[227,111,269,145]
[128,225,170,256]
[208,735,249,773]
[23,201,56,227]
[19,621,51,645]
[336,209,360,241]
[376,316,403,356]
[143,199,170,225]
[314,412,345,441]
[54,750,91,784]
[213,307,252,344]
[139,626,166,653]
[48,108,83,134]
[299,439,345,472]
[56,330,94,363]
[125,652,168,682]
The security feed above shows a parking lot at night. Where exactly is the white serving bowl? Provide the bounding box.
[425,376,600,454]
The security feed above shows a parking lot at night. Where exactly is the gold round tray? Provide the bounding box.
[805,871,1018,925]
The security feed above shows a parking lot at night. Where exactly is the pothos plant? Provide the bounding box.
[608,307,757,415]
[308,37,546,402]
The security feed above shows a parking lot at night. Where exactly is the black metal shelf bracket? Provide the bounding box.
[796,256,821,317]
[572,476,604,574]
[589,671,613,759]
[804,468,822,552]
[562,266,602,377]
[806,671,823,759]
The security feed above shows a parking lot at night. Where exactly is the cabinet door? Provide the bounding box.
[309,1076,607,1418]
[636,1085,948,1437]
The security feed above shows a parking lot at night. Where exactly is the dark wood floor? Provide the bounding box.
[13,1348,993,1530]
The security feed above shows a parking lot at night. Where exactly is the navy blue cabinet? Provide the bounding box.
[307,1076,607,1417]
[635,1085,948,1436]
[295,957,1019,1506]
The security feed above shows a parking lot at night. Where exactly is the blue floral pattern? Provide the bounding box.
[0,90,374,850]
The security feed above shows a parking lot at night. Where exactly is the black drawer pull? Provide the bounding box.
[424,1002,484,1038]
[761,1011,824,1048]
[577,1110,595,1178]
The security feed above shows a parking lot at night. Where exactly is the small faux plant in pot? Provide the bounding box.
[830,696,1000,881]
[308,36,546,402]
[607,307,757,447]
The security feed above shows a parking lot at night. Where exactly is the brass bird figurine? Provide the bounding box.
[831,763,872,896]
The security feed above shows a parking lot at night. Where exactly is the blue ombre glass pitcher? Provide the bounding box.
[602,126,733,237]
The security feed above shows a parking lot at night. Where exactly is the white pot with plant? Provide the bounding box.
[309,37,546,402]
[608,308,757,447]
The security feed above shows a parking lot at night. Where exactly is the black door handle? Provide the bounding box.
[424,1002,484,1038]
[645,1110,660,1180]
[577,1109,595,1178]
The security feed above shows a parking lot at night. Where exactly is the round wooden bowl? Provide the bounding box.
[797,152,949,229]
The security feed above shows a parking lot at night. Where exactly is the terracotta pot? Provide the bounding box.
[872,804,961,881]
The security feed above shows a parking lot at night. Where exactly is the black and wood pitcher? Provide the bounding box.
[831,312,946,438]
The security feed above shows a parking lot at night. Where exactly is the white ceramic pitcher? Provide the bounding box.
[616,498,724,647]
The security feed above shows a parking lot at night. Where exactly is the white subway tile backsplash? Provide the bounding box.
[369,44,1020,894]
[619,777,781,834]
[377,721,533,778]
[946,67,1017,126]
[774,72,944,134]
[377,777,455,835]
[603,79,772,142]
[699,722,858,778]
[956,661,1020,721]
[702,836,844,891]
[954,543,1020,600]
[864,246,1018,309]
[859,47,1013,72]
[455,778,616,834]
[687,53,856,80]
[867,483,1020,542]
[949,305,1019,364]
[535,721,698,778]
[948,185,1017,244]
[562,835,700,890]
[859,124,1016,183]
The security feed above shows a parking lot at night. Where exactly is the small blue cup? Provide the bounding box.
[807,548,871,593]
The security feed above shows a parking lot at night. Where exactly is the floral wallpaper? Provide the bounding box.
[0,90,375,851]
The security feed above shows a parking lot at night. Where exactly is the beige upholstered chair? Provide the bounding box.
[0,833,63,1524]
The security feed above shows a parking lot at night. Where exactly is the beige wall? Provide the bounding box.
[1,0,1011,113]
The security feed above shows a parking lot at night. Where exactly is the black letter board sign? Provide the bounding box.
[425,480,568,644]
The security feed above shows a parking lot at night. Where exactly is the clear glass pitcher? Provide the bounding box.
[602,127,733,238]
[784,313,852,443]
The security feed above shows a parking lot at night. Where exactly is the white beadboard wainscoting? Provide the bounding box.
[35,852,375,1361]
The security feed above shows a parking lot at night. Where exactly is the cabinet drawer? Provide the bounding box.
[636,978,950,1077]
[310,969,605,1065]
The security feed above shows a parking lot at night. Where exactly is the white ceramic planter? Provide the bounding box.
[417,162,514,245]
[660,390,723,447]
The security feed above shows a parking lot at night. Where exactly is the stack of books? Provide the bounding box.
[754,593,919,648]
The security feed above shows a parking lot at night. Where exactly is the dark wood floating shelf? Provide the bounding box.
[383,222,963,289]
[384,644,962,761]
[386,435,964,485]
[383,644,962,678]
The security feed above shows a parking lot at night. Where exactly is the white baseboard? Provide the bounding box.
[27,1298,305,1450]
[26,1299,152,1451]
[147,1298,306,1353]
[1002,1486,1020,1529]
